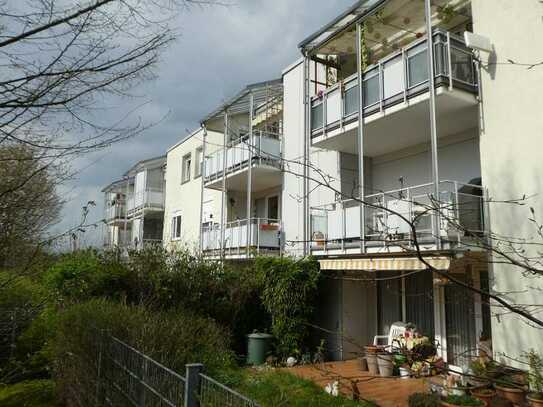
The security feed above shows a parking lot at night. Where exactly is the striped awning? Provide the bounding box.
[318,256,451,271]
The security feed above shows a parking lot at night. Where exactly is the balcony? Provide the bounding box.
[202,218,281,258]
[204,131,282,192]
[310,30,478,155]
[310,180,486,255]
[105,203,126,225]
[127,188,165,215]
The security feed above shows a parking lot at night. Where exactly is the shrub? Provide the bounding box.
[52,299,235,405]
[44,250,128,302]
[408,392,441,407]
[0,379,59,407]
[256,256,320,359]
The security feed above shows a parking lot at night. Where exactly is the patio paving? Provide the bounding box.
[287,359,430,407]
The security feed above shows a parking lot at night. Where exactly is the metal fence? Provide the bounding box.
[96,332,260,407]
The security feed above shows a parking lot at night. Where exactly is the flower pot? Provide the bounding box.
[471,389,496,406]
[399,366,411,379]
[366,353,379,375]
[528,394,543,407]
[359,356,368,371]
[495,385,526,406]
[377,353,394,377]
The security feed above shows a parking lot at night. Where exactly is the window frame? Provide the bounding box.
[171,214,182,240]
[181,153,192,184]
[194,147,203,178]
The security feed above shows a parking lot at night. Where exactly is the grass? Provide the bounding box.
[217,368,375,407]
[0,380,60,407]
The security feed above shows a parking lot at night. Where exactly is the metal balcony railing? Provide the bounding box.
[204,131,282,183]
[202,218,281,256]
[310,180,486,252]
[310,29,477,136]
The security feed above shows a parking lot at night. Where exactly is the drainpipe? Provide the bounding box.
[246,93,254,256]
[424,0,442,249]
[356,22,367,254]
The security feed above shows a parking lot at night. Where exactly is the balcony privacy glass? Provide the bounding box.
[363,73,380,107]
[343,84,359,116]
[407,45,429,87]
[383,56,405,99]
[451,47,474,84]
[311,102,323,130]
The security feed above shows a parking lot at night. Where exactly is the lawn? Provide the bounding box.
[220,369,375,407]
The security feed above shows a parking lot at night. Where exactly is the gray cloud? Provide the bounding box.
[56,0,351,247]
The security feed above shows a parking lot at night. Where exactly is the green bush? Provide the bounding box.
[0,272,48,309]
[52,299,235,405]
[44,250,128,302]
[0,379,59,407]
[256,256,320,359]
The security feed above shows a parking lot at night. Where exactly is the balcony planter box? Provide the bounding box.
[260,224,278,231]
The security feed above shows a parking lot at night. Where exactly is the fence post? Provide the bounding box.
[184,363,204,407]
[95,329,105,407]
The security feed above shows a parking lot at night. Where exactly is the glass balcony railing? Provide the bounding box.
[204,131,282,182]
[310,180,486,252]
[127,188,165,213]
[310,30,477,135]
[202,218,281,255]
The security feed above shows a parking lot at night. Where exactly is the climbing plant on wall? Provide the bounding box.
[255,256,320,360]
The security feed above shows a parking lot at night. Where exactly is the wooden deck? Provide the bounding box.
[287,360,430,407]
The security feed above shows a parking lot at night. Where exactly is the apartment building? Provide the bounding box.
[280,0,543,368]
[102,156,166,250]
[99,0,542,369]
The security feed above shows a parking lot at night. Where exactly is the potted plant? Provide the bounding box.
[470,388,496,405]
[441,395,486,407]
[377,351,394,377]
[527,350,543,407]
[495,373,527,406]
[365,345,380,376]
[408,392,441,407]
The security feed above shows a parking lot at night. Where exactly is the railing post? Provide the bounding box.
[184,363,204,407]
[454,181,461,245]
[138,357,148,407]
[95,329,105,406]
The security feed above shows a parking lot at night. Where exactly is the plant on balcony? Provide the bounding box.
[408,392,441,407]
[441,394,485,407]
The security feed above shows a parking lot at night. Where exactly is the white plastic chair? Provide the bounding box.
[373,321,408,348]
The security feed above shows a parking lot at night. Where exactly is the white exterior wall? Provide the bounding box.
[162,128,223,251]
[472,0,543,364]
[372,130,481,193]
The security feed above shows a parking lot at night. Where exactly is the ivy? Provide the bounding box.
[255,256,320,360]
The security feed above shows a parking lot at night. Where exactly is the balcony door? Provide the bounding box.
[254,195,280,222]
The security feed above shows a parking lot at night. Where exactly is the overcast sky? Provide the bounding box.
[59,0,352,247]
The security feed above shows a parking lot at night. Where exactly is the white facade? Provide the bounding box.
[472,0,543,365]
[162,128,223,251]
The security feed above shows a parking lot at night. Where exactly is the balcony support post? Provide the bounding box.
[424,0,442,249]
[356,22,367,253]
[246,93,254,256]
[303,55,311,256]
[220,110,228,260]
[124,177,129,249]
[199,125,208,253]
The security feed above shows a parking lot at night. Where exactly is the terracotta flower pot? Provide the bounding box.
[495,385,526,406]
[527,393,543,407]
[471,389,496,406]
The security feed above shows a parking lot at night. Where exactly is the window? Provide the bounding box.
[181,154,192,183]
[194,147,203,178]
[171,215,182,240]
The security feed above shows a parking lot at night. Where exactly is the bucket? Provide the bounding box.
[377,353,394,377]
[366,353,379,375]
[359,357,368,371]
